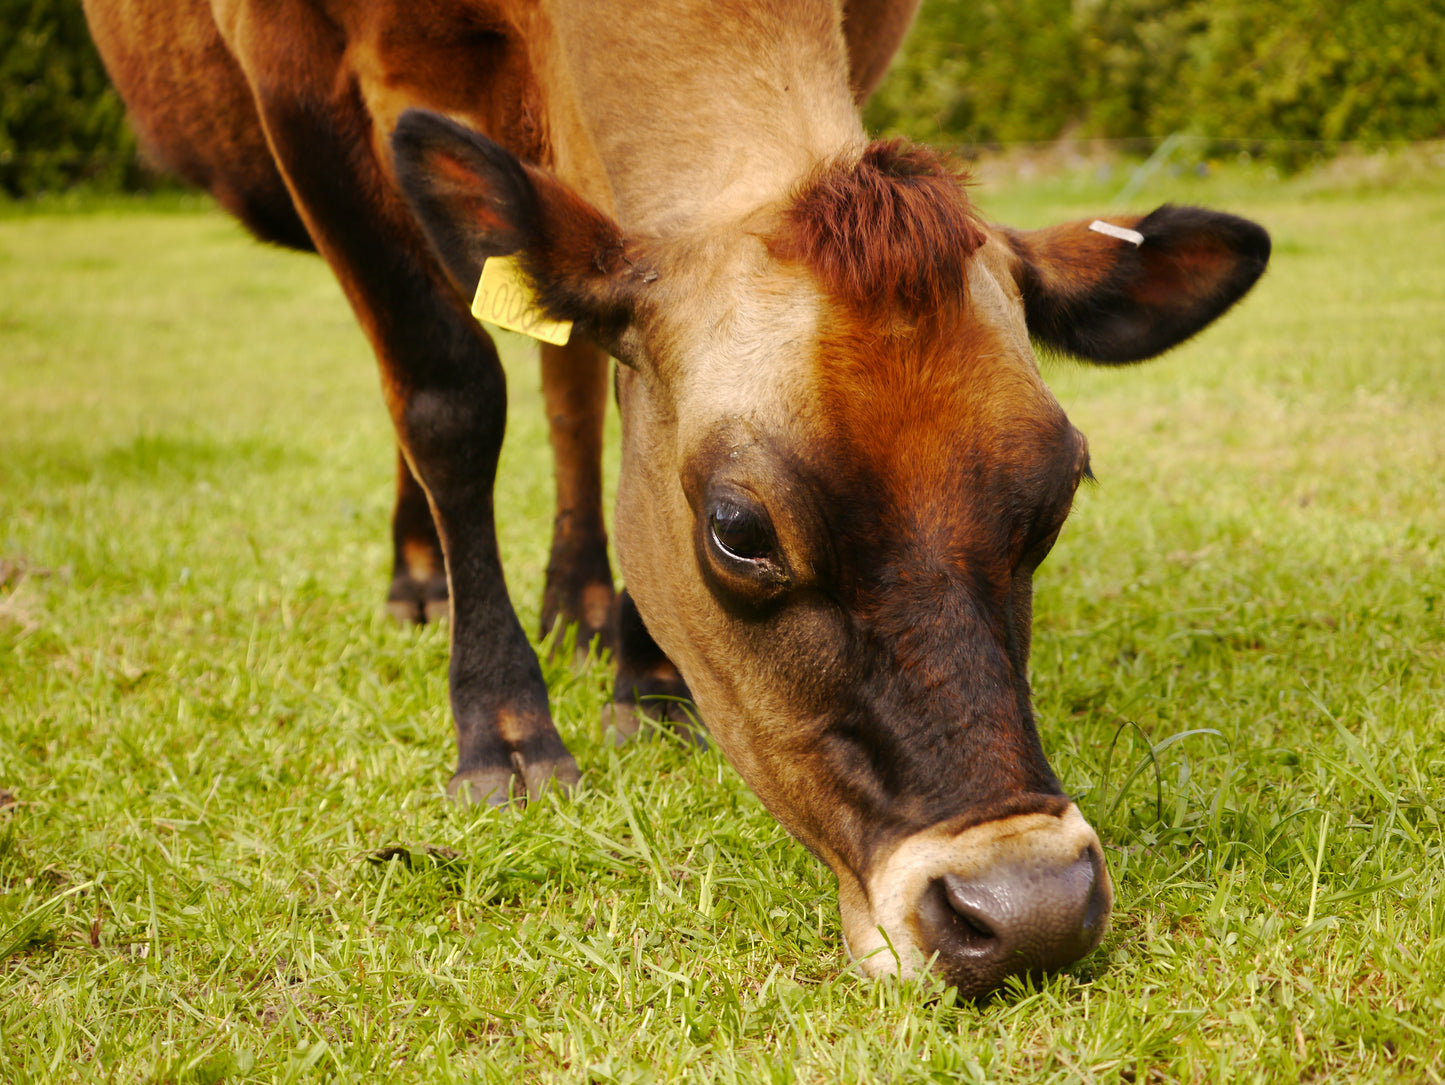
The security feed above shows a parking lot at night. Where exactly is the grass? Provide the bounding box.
[1,149,1443,1083]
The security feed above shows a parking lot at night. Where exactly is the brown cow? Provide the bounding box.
[82,0,1269,994]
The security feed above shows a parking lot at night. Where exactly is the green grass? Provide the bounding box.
[2,151,1443,1083]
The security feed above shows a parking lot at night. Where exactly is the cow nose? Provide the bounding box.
[916,845,1109,996]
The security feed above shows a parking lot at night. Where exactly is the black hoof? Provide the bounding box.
[601,696,708,750]
[447,752,580,807]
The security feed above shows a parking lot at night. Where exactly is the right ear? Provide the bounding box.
[999,205,1270,364]
[391,109,650,344]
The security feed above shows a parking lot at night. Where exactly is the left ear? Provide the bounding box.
[391,109,650,346]
[1000,205,1271,363]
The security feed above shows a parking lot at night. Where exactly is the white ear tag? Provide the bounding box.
[1089,220,1145,247]
[471,255,573,346]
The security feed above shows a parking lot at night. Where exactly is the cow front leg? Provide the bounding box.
[401,382,579,803]
[539,338,615,659]
[232,34,576,804]
[400,380,579,804]
[386,445,450,625]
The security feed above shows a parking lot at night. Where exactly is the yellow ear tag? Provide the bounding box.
[471,254,573,346]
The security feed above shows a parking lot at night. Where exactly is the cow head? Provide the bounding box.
[393,112,1270,995]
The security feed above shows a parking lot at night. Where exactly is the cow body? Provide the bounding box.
[83,0,1269,993]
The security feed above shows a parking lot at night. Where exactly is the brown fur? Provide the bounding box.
[771,141,988,323]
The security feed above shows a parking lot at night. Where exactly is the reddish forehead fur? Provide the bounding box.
[771,139,987,320]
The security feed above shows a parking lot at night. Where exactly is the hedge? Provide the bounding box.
[0,0,147,197]
[866,0,1445,153]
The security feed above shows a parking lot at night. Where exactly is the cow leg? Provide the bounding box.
[231,26,575,805]
[603,589,703,747]
[386,445,450,625]
[538,338,615,658]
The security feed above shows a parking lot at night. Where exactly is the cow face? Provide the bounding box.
[394,112,1269,994]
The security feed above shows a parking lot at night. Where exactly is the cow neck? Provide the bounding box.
[541,0,867,236]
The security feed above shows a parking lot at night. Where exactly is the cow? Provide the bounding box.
[82,0,1270,995]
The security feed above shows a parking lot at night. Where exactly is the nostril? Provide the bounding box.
[946,899,998,943]
[917,876,1008,962]
[939,877,1006,944]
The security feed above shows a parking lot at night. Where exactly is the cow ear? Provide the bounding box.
[391,109,649,347]
[1001,205,1270,363]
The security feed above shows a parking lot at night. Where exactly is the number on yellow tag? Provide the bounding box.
[471,255,573,346]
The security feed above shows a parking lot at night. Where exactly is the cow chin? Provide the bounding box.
[838,804,1112,997]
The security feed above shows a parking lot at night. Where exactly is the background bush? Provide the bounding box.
[866,0,1445,154]
[0,0,148,197]
[2,0,1441,197]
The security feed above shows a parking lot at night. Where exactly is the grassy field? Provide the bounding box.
[2,150,1443,1083]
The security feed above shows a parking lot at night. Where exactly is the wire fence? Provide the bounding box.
[6,135,1445,166]
[3,135,1442,201]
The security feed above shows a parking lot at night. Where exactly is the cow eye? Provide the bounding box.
[709,500,775,563]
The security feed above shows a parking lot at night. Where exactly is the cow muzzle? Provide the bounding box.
[840,803,1111,996]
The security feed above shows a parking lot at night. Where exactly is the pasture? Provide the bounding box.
[2,152,1443,1082]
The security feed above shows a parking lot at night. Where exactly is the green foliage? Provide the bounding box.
[1175,0,1445,144]
[1071,0,1211,140]
[0,0,147,196]
[866,0,1084,144]
[869,0,1445,152]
